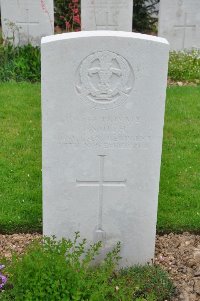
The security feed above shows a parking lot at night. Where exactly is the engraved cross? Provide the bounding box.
[174,13,196,49]
[16,9,39,42]
[95,1,118,30]
[76,155,126,233]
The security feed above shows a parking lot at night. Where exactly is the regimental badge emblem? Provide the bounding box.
[76,51,134,109]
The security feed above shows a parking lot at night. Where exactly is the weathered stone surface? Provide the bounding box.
[1,0,54,46]
[42,31,169,267]
[81,0,133,31]
[158,0,200,50]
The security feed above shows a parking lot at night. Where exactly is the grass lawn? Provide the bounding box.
[0,82,200,234]
[158,85,200,233]
[0,83,41,233]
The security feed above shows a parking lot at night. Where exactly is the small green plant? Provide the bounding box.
[168,49,200,81]
[0,233,174,301]
[120,265,174,301]
[0,44,40,82]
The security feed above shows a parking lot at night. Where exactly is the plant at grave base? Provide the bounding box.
[54,0,81,32]
[0,232,174,301]
[168,49,200,81]
[0,265,7,291]
[120,265,175,301]
[0,43,40,82]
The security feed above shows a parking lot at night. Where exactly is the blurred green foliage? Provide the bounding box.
[168,50,200,81]
[0,44,40,82]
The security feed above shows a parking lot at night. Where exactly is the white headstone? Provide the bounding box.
[1,0,54,46]
[81,0,133,31]
[42,31,169,266]
[158,0,200,51]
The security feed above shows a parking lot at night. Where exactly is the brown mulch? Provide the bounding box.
[0,232,200,301]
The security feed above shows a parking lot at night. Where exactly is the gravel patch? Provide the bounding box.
[167,79,200,87]
[155,233,200,301]
[0,232,200,300]
[0,233,42,259]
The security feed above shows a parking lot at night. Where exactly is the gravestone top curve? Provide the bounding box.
[42,31,168,45]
